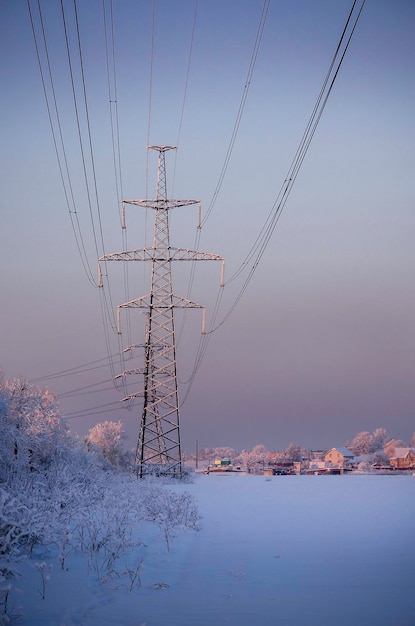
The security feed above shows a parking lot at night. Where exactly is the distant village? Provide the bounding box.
[184,429,415,475]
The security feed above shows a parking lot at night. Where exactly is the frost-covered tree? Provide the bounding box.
[373,450,391,467]
[283,443,303,462]
[349,431,373,455]
[350,428,393,455]
[236,445,269,471]
[371,428,389,452]
[211,447,236,461]
[85,420,128,468]
[200,447,214,460]
[411,432,415,448]
[236,449,253,471]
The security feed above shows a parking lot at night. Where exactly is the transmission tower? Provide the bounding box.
[99,146,224,477]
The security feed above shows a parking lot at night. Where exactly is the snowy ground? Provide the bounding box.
[13,473,415,625]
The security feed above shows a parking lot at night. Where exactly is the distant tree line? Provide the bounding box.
[184,428,415,468]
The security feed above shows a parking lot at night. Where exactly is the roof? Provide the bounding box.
[326,447,354,458]
[392,447,415,459]
[383,439,403,452]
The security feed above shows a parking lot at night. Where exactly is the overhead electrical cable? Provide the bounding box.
[201,0,270,229]
[172,0,201,346]
[177,0,269,353]
[65,406,127,420]
[212,0,365,330]
[60,0,101,263]
[224,0,367,294]
[27,0,98,287]
[29,356,124,383]
[171,0,199,195]
[101,0,131,393]
[103,0,124,221]
[178,0,270,386]
[64,400,123,419]
[180,0,366,403]
[175,0,198,150]
[145,0,155,199]
[57,376,116,396]
[59,384,121,399]
[227,0,365,287]
[72,0,118,329]
[64,0,125,390]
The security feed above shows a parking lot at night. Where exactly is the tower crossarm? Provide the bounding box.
[116,293,207,334]
[98,248,225,287]
[124,198,199,210]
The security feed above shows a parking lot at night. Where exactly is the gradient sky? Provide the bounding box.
[1,0,414,453]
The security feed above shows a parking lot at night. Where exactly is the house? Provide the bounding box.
[390,448,415,470]
[324,447,354,468]
[383,439,403,458]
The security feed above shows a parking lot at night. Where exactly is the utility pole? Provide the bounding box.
[99,146,224,477]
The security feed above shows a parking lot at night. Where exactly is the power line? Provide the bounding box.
[201,0,270,228]
[70,0,130,393]
[180,0,366,403]
[60,0,101,264]
[102,0,135,375]
[29,352,131,382]
[58,382,117,399]
[171,0,199,195]
[72,0,118,322]
[228,0,366,287]
[212,0,367,325]
[145,0,155,199]
[177,0,269,352]
[27,0,99,287]
[64,400,123,419]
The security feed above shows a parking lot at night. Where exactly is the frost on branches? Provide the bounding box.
[349,428,390,455]
[85,420,131,469]
[0,375,200,623]
[0,376,71,476]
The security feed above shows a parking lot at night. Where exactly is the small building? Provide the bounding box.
[293,461,302,475]
[390,448,415,470]
[308,460,326,472]
[324,447,354,468]
[383,439,403,458]
[213,459,232,467]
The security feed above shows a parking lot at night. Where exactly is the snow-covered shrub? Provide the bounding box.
[0,570,21,626]
[34,561,52,600]
[141,486,200,551]
[0,487,47,557]
[356,460,372,473]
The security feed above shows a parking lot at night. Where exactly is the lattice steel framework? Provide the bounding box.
[99,146,224,477]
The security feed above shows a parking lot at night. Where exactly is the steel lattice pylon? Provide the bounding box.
[99,146,224,477]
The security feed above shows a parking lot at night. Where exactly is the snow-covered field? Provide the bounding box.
[11,473,415,626]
